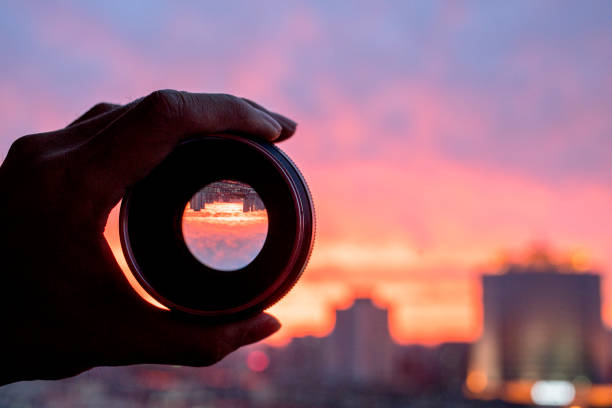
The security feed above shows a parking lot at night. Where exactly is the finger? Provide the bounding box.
[77,90,284,208]
[95,244,280,367]
[61,103,133,143]
[33,103,130,153]
[67,102,121,127]
[242,98,297,142]
[114,312,281,367]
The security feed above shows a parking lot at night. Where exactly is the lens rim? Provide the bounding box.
[119,135,314,318]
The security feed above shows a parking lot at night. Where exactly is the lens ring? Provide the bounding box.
[120,135,315,319]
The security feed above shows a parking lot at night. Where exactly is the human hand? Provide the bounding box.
[0,90,297,385]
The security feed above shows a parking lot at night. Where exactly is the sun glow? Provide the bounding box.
[183,202,268,225]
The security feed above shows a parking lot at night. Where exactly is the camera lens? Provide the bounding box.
[120,135,314,319]
[182,180,268,271]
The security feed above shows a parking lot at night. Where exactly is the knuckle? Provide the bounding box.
[68,103,119,128]
[90,102,116,114]
[222,94,251,122]
[143,89,186,122]
[3,136,76,209]
[6,134,41,160]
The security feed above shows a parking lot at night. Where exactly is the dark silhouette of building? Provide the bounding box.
[189,190,204,211]
[243,191,265,212]
[188,180,264,212]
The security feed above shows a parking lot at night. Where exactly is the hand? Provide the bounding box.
[0,90,297,385]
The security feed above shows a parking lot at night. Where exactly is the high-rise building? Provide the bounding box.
[189,191,204,211]
[467,262,611,405]
[243,192,265,212]
[323,298,396,384]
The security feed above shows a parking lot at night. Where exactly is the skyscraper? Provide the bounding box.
[324,298,396,384]
[189,191,204,211]
[467,261,611,404]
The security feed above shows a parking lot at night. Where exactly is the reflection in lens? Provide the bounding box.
[182,180,268,271]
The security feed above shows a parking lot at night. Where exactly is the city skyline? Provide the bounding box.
[187,180,266,213]
[263,262,612,405]
[7,277,605,406]
[109,202,611,345]
[2,254,611,406]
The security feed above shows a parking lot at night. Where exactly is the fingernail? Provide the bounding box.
[269,118,282,137]
[275,114,297,130]
[283,117,297,130]
[262,112,282,138]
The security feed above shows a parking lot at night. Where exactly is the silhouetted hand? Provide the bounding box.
[0,90,297,385]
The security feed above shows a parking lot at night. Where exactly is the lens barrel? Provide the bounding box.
[119,135,315,319]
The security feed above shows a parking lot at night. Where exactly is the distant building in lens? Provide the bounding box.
[188,181,264,212]
[189,191,204,211]
[467,252,611,404]
[243,191,265,212]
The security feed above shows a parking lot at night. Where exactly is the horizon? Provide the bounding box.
[105,204,609,346]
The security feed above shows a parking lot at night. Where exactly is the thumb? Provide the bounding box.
[225,313,282,348]
[115,312,281,368]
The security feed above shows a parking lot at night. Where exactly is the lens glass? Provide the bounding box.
[182,180,268,271]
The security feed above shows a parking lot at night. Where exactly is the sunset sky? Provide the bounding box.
[182,200,268,271]
[1,1,612,345]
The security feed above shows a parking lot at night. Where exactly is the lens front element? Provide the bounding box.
[182,180,268,271]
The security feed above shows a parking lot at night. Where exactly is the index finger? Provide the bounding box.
[76,90,294,210]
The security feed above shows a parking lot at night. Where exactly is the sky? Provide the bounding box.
[182,201,268,271]
[1,0,612,345]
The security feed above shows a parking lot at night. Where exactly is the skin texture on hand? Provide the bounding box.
[0,90,297,385]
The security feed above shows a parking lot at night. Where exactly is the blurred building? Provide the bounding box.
[270,298,397,387]
[467,259,612,405]
[324,298,396,384]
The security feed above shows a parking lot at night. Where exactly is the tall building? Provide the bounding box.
[324,298,396,384]
[272,298,397,386]
[189,191,204,211]
[467,261,611,405]
[243,191,265,212]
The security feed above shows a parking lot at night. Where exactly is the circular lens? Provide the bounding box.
[181,180,268,271]
[119,135,315,318]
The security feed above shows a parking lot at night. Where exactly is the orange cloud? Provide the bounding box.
[182,202,268,270]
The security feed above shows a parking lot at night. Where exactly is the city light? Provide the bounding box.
[246,350,270,373]
[571,250,592,272]
[530,381,575,406]
[465,370,487,394]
